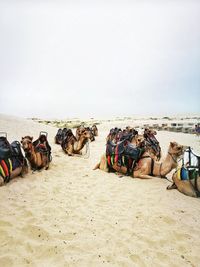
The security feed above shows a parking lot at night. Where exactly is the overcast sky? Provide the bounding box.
[0,0,199,119]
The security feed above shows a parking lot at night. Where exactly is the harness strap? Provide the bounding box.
[150,158,154,176]
[194,176,200,197]
[168,152,177,164]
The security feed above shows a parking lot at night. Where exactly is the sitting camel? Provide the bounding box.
[91,124,98,136]
[0,138,28,186]
[76,126,95,142]
[94,141,186,179]
[167,171,200,198]
[21,135,51,170]
[62,128,90,156]
[167,147,200,197]
[76,125,85,140]
[94,133,145,173]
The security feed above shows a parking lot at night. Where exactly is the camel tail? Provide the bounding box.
[93,162,100,170]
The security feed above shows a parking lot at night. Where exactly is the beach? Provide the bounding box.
[0,114,200,267]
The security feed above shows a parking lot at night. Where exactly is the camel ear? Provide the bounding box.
[170,142,175,147]
[31,136,33,141]
[21,137,24,143]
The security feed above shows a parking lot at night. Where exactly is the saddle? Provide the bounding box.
[55,128,63,143]
[33,132,52,161]
[106,139,144,173]
[0,133,25,183]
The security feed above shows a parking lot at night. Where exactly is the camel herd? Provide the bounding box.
[55,124,98,155]
[0,124,199,198]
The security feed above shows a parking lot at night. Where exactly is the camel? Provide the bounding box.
[85,127,95,142]
[94,133,145,173]
[106,128,122,143]
[94,141,186,179]
[0,140,28,186]
[76,126,95,142]
[21,135,51,170]
[61,128,90,156]
[167,148,200,197]
[167,171,200,198]
[91,124,98,136]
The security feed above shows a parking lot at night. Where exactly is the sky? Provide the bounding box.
[0,0,200,119]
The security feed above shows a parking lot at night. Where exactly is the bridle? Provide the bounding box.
[168,152,177,164]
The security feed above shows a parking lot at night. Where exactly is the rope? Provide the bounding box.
[74,141,90,159]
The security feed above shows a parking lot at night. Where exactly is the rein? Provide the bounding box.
[74,141,90,159]
[168,152,177,164]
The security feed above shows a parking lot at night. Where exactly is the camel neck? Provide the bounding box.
[74,138,87,152]
[159,152,178,176]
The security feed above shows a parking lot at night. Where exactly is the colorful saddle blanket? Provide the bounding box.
[177,147,200,180]
[106,140,144,171]
[177,167,198,180]
[0,139,25,183]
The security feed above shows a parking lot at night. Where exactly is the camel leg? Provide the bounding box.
[93,155,109,172]
[112,163,127,175]
[166,183,177,190]
[99,155,109,172]
[45,159,49,170]
[93,162,100,170]
[10,167,23,180]
[132,170,153,179]
[0,177,4,186]
[67,144,74,156]
[21,164,28,176]
[42,155,49,170]
[136,174,154,179]
[35,152,43,167]
[172,173,197,197]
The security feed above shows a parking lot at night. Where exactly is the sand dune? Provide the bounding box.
[0,114,200,267]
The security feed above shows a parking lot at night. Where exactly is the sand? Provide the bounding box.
[0,114,200,267]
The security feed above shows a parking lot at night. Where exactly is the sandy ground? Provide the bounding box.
[0,114,200,267]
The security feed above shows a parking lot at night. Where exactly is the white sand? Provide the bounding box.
[0,114,200,267]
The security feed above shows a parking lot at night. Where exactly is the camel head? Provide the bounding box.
[168,142,188,157]
[130,134,145,147]
[21,136,33,152]
[91,124,98,136]
[79,129,91,141]
[144,128,157,137]
[85,127,95,141]
[76,125,85,139]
